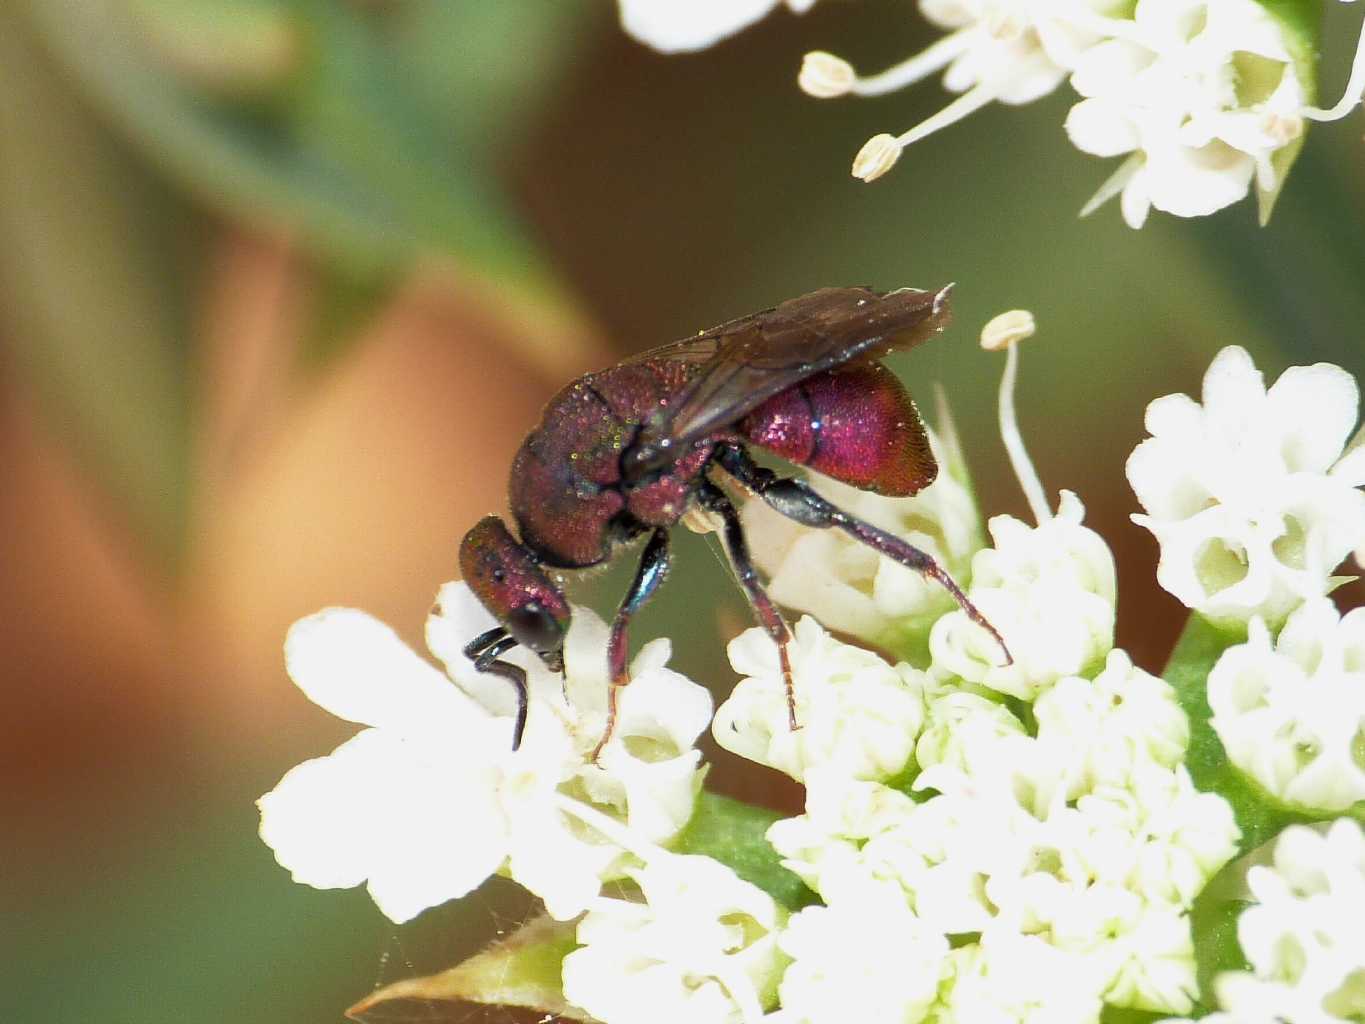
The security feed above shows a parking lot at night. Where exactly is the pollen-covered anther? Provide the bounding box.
[798,50,856,98]
[1263,111,1304,146]
[980,309,1037,351]
[851,133,902,182]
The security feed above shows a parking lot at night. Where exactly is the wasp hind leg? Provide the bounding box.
[697,478,800,732]
[594,528,672,763]
[714,444,1013,667]
[463,627,531,750]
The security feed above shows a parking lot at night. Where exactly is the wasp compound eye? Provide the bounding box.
[459,516,572,658]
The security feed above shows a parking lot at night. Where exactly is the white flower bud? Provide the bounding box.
[259,583,711,924]
[852,133,902,181]
[778,877,948,1024]
[981,309,1037,351]
[1128,346,1365,627]
[562,854,786,1024]
[1210,820,1365,1023]
[715,617,927,782]
[1208,600,1365,812]
[798,50,855,97]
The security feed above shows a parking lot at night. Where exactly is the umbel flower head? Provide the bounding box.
[1162,818,1365,1024]
[620,0,1365,227]
[261,320,1365,1024]
[814,0,1365,226]
[1127,345,1365,627]
[1207,599,1365,812]
[258,583,711,923]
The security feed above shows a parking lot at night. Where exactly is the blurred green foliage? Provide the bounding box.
[0,0,590,558]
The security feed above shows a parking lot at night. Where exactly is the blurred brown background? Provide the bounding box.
[3,2,1363,1022]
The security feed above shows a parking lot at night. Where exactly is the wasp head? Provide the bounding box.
[459,516,571,673]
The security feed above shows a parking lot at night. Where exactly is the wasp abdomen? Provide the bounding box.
[740,363,937,497]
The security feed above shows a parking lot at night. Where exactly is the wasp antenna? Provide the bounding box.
[932,282,955,315]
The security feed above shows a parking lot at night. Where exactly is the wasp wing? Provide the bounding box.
[634,285,952,452]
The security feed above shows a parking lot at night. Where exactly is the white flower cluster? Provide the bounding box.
[1163,819,1365,1024]
[718,627,1240,1023]
[790,0,1365,226]
[257,582,712,924]
[617,0,816,54]
[1129,346,1365,628]
[930,489,1117,699]
[1208,599,1365,813]
[562,849,787,1024]
[260,334,1365,1024]
[1128,344,1365,815]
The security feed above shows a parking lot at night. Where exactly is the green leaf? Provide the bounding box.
[1166,610,1365,1009]
[346,914,589,1024]
[17,0,586,366]
[1257,0,1323,64]
[1162,613,1319,855]
[296,258,400,374]
[127,0,301,99]
[673,791,819,912]
[383,2,587,150]
[1190,874,1253,1009]
[0,7,197,560]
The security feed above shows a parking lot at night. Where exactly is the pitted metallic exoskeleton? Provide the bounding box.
[459,286,1011,755]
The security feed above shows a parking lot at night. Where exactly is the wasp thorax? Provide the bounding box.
[459,516,571,658]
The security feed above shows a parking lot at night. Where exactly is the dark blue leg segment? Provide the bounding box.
[595,528,672,760]
[715,444,1012,666]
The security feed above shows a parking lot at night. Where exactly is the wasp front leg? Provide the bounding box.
[697,478,800,732]
[715,444,1013,666]
[463,627,531,751]
[594,528,672,762]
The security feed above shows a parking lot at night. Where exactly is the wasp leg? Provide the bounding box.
[715,444,1013,666]
[463,628,530,751]
[698,478,799,731]
[594,528,671,763]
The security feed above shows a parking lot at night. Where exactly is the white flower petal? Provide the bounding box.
[258,729,508,924]
[715,617,926,781]
[1209,600,1365,811]
[618,0,789,53]
[286,608,485,734]
[1128,347,1365,624]
[1267,363,1360,474]
[1067,98,1141,157]
[1215,819,1365,1022]
[1144,142,1255,218]
[1202,345,1265,414]
[424,580,499,677]
[778,879,948,1024]
[1120,167,1153,229]
[563,854,785,1024]
[258,730,390,891]
[1071,38,1155,99]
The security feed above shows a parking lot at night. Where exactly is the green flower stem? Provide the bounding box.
[1162,613,1319,855]
[673,791,819,912]
[1164,609,1327,1012]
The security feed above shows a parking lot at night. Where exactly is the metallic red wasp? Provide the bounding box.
[459,286,1011,754]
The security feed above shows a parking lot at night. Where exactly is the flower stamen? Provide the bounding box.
[554,791,661,863]
[852,28,976,97]
[984,311,1052,524]
[1303,11,1365,122]
[854,80,1001,181]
